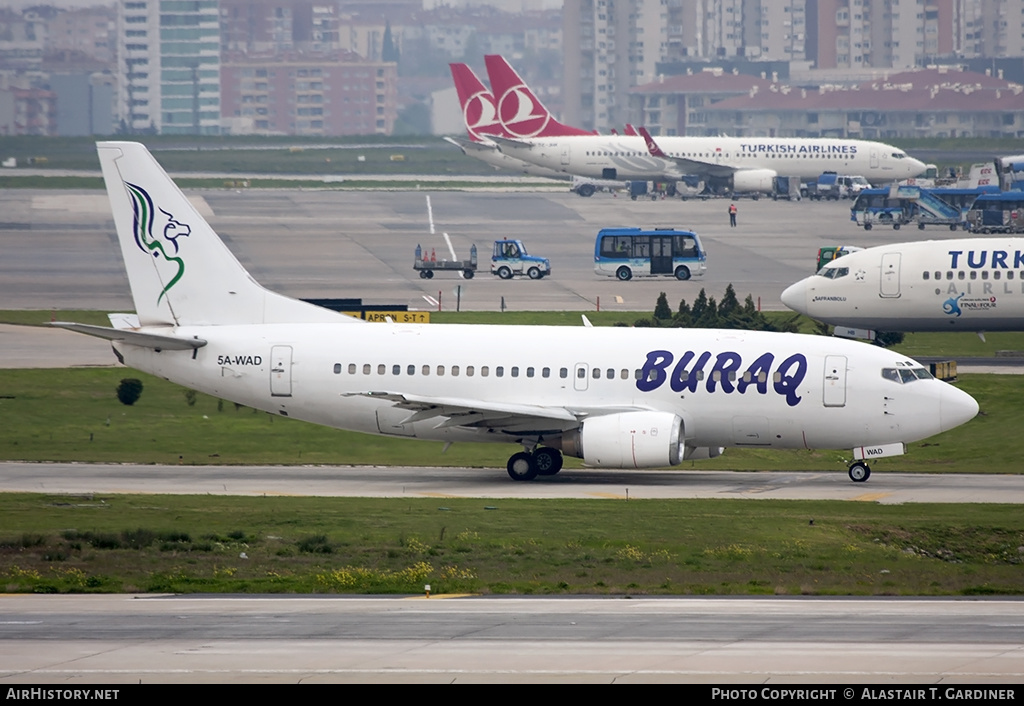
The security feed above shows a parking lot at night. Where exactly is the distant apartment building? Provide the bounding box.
[117,0,221,135]
[0,87,56,135]
[47,6,116,65]
[563,0,808,132]
[220,53,397,136]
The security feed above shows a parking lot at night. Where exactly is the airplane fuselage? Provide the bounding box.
[117,323,970,455]
[497,135,925,186]
[782,238,1024,332]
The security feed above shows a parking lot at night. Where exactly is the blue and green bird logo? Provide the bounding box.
[125,182,191,304]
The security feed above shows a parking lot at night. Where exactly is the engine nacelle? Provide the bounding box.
[557,411,684,468]
[731,168,776,194]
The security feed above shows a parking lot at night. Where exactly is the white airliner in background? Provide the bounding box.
[58,142,978,483]
[483,55,927,194]
[782,238,1024,333]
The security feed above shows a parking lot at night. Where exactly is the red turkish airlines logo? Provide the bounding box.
[463,89,500,140]
[496,85,550,138]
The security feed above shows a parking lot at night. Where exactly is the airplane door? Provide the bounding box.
[870,148,879,169]
[561,144,570,167]
[880,252,901,298]
[270,345,293,397]
[574,363,589,391]
[823,355,847,408]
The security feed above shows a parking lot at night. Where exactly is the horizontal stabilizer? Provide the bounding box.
[51,321,206,350]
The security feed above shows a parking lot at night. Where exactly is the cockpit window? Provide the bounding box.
[882,367,933,383]
[892,152,905,159]
[817,266,850,279]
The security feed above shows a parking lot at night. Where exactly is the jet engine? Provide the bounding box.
[556,411,685,468]
[731,168,776,194]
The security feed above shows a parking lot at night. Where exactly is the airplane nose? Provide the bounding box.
[781,279,808,314]
[938,383,979,432]
[909,158,928,177]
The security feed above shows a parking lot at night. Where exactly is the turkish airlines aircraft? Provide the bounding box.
[782,238,1024,333]
[58,142,978,483]
[444,63,583,179]
[484,55,927,194]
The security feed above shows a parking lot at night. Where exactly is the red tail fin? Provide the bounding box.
[483,54,591,138]
[449,63,502,141]
[638,126,670,158]
[624,124,638,136]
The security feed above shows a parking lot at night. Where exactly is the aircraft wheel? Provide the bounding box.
[674,266,691,281]
[527,266,542,280]
[533,448,563,476]
[848,462,871,483]
[497,266,513,280]
[950,225,958,231]
[507,452,538,481]
[918,223,926,230]
[616,266,632,281]
[893,224,901,230]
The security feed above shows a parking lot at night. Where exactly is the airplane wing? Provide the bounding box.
[638,127,738,178]
[345,390,646,435]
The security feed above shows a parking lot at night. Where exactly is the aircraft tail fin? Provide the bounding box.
[96,141,354,328]
[483,55,591,138]
[449,63,503,142]
[638,126,670,158]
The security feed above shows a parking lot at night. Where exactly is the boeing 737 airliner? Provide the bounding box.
[483,55,927,194]
[782,238,1024,332]
[58,143,978,483]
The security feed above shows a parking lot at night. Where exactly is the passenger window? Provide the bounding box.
[392,364,400,375]
[620,369,628,379]
[333,363,342,374]
[466,366,474,377]
[526,367,534,377]
[560,368,568,378]
[451,365,459,376]
[970,271,977,280]
[481,366,489,377]
[348,363,356,374]
[421,365,430,376]
[542,367,550,378]
[437,365,445,376]
[982,271,989,280]
[495,366,503,377]
[923,271,929,280]
[377,364,385,375]
[607,368,615,379]
[934,272,941,280]
[958,271,965,280]
[511,367,519,377]
[593,368,601,379]
[407,365,415,376]
[946,271,953,280]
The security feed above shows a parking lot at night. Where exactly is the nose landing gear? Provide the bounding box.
[848,461,871,483]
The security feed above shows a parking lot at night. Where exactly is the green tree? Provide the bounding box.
[653,292,672,321]
[116,378,143,406]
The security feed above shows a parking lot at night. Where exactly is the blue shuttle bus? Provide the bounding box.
[594,227,707,281]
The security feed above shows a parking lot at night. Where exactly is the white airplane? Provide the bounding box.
[782,238,1024,333]
[483,55,927,194]
[58,142,978,483]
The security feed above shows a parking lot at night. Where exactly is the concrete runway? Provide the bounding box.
[2,595,1022,683]
[1,462,1022,504]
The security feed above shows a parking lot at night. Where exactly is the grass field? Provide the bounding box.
[1,494,1021,596]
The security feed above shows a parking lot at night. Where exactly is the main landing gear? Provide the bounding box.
[506,447,564,481]
[848,461,871,483]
